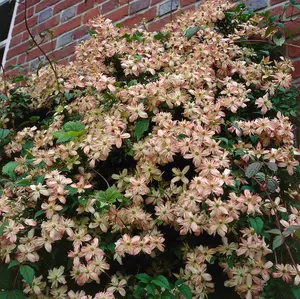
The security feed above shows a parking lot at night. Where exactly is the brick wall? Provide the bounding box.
[3,0,300,82]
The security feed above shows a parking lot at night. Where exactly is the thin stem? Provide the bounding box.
[91,168,110,188]
[23,0,60,91]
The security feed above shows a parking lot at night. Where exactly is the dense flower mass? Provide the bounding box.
[0,1,300,298]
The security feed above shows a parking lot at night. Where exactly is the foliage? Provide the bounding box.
[0,0,300,298]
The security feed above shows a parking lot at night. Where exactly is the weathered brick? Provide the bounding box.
[15,7,34,25]
[181,0,199,6]
[50,43,76,61]
[121,7,157,27]
[130,0,150,14]
[57,31,75,48]
[26,42,55,61]
[286,5,300,18]
[270,0,285,4]
[38,7,53,23]
[285,18,300,36]
[31,15,60,36]
[288,38,300,58]
[55,16,81,37]
[105,6,129,22]
[292,59,300,78]
[159,0,179,17]
[12,16,38,36]
[102,0,121,15]
[30,57,46,71]
[83,7,101,23]
[6,42,29,60]
[61,6,77,23]
[77,0,96,14]
[36,0,60,13]
[10,34,23,48]
[54,0,82,14]
[246,0,267,11]
[74,26,88,40]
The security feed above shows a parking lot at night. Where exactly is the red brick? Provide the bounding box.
[288,38,300,58]
[17,0,40,13]
[31,16,60,36]
[74,26,88,39]
[69,54,76,62]
[26,42,55,61]
[18,54,27,65]
[12,16,38,36]
[77,0,96,14]
[292,59,300,78]
[54,0,82,14]
[15,7,34,25]
[10,34,23,48]
[121,7,157,28]
[286,5,300,18]
[151,0,162,5]
[54,16,82,37]
[83,7,101,23]
[269,5,283,17]
[270,0,285,4]
[105,6,129,22]
[58,57,70,65]
[285,18,300,36]
[148,5,194,31]
[35,0,61,13]
[50,43,76,61]
[6,42,30,60]
[181,0,197,6]
[4,58,17,69]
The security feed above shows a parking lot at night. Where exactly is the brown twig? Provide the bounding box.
[23,0,60,91]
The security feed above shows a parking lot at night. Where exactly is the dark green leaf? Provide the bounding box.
[250,217,264,234]
[2,161,18,179]
[34,210,45,219]
[178,284,192,299]
[63,121,85,132]
[272,235,284,250]
[0,220,8,236]
[0,267,13,289]
[0,129,10,139]
[152,275,170,290]
[136,273,151,284]
[267,178,278,193]
[146,284,155,296]
[135,119,149,141]
[266,228,281,235]
[20,265,34,286]
[185,26,199,40]
[292,286,300,299]
[8,260,20,269]
[0,290,26,299]
[273,32,285,46]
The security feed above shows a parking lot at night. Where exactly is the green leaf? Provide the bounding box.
[272,235,284,250]
[292,286,300,299]
[2,161,18,179]
[146,284,155,296]
[245,162,262,178]
[267,178,278,193]
[63,121,85,132]
[282,225,300,237]
[255,172,265,181]
[8,260,20,269]
[178,284,192,299]
[20,265,35,286]
[152,275,170,290]
[34,210,45,219]
[185,26,199,40]
[266,228,281,235]
[16,178,31,187]
[0,220,8,236]
[273,32,285,46]
[136,273,151,284]
[250,217,264,234]
[135,118,149,141]
[0,290,26,299]
[0,129,10,139]
[177,134,187,140]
